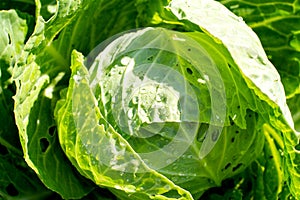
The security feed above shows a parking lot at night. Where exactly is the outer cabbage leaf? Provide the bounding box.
[0,10,52,199]
[12,0,96,198]
[0,9,26,155]
[218,0,300,99]
[55,50,194,200]
[0,0,35,17]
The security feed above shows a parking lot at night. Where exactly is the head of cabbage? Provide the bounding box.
[55,27,267,199]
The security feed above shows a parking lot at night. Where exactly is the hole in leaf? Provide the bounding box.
[231,137,235,143]
[53,32,60,40]
[295,143,300,151]
[147,56,153,61]
[186,67,193,75]
[293,154,300,165]
[7,34,12,44]
[187,48,191,51]
[224,163,231,170]
[232,163,243,172]
[6,183,19,196]
[40,138,50,153]
[7,83,16,93]
[283,181,287,185]
[235,130,239,134]
[0,143,9,155]
[48,126,56,136]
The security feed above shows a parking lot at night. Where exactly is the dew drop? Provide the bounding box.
[166,159,172,164]
[164,185,171,190]
[156,94,162,102]
[211,130,219,142]
[197,78,206,84]
[140,88,147,94]
[237,16,243,22]
[132,96,139,104]
[73,74,82,84]
[121,56,132,66]
[127,108,134,119]
[204,74,209,81]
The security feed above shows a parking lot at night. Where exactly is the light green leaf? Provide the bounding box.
[55,50,194,200]
[0,9,56,200]
[218,0,300,99]
[12,0,96,198]
[0,9,27,153]
[0,10,27,67]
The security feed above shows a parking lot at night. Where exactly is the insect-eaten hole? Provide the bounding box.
[40,138,50,153]
[6,183,19,196]
[222,162,231,171]
[232,163,243,172]
[147,56,154,61]
[295,143,300,151]
[186,67,193,75]
[53,32,60,41]
[0,143,9,155]
[7,33,12,44]
[48,126,56,136]
[231,137,235,143]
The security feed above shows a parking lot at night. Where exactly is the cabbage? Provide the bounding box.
[1,0,299,199]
